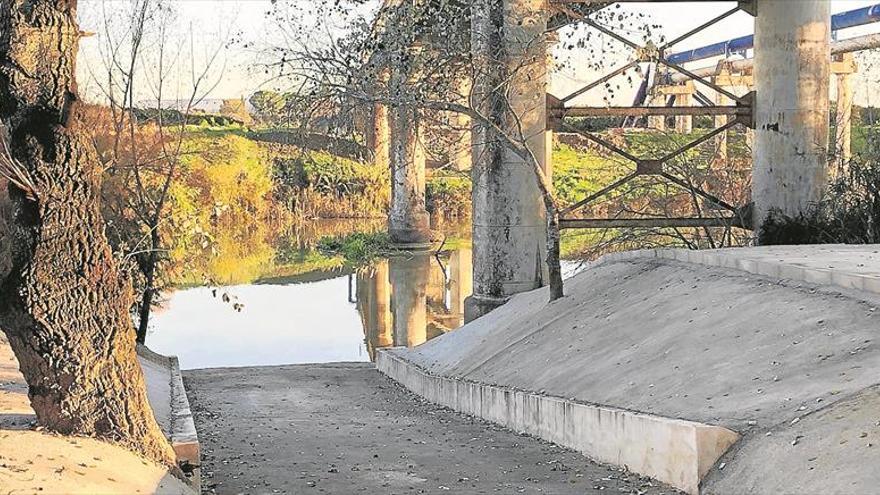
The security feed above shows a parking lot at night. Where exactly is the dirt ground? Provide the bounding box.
[185,362,678,495]
[0,333,192,495]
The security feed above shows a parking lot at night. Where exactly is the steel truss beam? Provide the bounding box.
[560,216,749,230]
[550,2,754,231]
[552,105,745,118]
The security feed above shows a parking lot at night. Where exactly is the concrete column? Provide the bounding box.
[466,0,550,322]
[714,89,731,161]
[369,102,390,169]
[452,114,473,172]
[675,93,693,134]
[753,0,831,231]
[833,53,856,174]
[451,78,473,172]
[648,93,666,131]
[389,254,429,348]
[388,59,431,246]
[744,71,756,153]
[368,69,391,169]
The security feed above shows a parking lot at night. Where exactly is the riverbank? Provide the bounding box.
[0,334,193,494]
[184,362,678,494]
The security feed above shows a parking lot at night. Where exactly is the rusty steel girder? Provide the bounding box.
[547,1,755,230]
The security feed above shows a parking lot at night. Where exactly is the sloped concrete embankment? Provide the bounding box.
[378,245,880,494]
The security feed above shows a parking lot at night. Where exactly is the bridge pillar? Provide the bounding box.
[449,248,473,326]
[388,62,432,246]
[833,52,857,175]
[648,93,666,131]
[372,260,393,349]
[752,0,831,233]
[451,78,473,172]
[466,0,550,322]
[369,102,390,169]
[368,70,391,169]
[675,92,694,134]
[714,89,731,161]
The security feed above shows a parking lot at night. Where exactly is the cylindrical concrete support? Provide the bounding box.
[372,260,393,349]
[451,78,474,172]
[648,93,666,131]
[369,102,390,170]
[466,0,550,322]
[675,93,694,134]
[356,260,393,360]
[452,114,473,172]
[426,257,447,307]
[835,73,854,169]
[752,0,831,231]
[389,254,429,348]
[388,60,431,246]
[714,89,731,161]
[833,53,856,174]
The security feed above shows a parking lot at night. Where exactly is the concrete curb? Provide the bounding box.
[377,350,738,495]
[591,245,880,296]
[138,346,201,491]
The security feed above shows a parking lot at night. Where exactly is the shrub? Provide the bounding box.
[271,149,389,218]
[759,129,880,245]
[317,231,394,265]
[427,174,471,218]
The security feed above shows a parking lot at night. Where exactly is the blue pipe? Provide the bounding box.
[666,3,880,65]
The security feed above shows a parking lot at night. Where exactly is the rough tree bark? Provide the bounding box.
[0,0,176,466]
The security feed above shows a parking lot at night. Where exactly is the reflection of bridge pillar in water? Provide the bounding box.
[372,260,393,348]
[389,254,430,347]
[355,261,393,359]
[448,248,473,326]
[426,258,447,309]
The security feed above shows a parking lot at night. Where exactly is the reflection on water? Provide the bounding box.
[149,218,474,370]
[356,249,472,360]
[148,277,371,369]
[173,218,385,288]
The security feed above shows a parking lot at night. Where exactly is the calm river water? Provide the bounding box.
[148,219,583,370]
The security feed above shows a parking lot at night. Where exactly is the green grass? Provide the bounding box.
[551,144,617,207]
[317,231,395,266]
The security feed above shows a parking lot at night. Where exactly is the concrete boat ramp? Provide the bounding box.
[377,245,880,494]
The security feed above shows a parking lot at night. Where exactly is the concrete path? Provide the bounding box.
[184,363,678,494]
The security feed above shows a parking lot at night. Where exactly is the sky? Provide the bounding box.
[76,0,880,107]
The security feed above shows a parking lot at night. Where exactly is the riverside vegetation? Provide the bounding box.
[84,108,880,313]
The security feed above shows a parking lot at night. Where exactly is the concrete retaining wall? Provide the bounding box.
[593,245,880,296]
[377,350,739,495]
[138,346,201,490]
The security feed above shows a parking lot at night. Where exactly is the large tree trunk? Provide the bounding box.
[0,0,176,466]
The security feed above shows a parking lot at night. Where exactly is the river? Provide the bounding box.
[148,219,583,370]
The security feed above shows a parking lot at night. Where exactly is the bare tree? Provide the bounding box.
[0,0,175,465]
[82,0,227,343]
[269,0,574,300]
